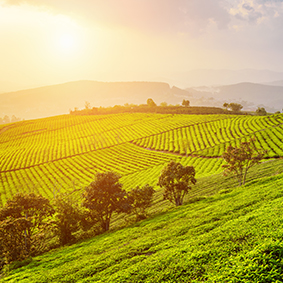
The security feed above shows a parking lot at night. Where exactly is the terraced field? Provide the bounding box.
[0,112,283,206]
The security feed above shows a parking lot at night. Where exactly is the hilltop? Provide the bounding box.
[0,81,191,120]
[2,77,283,121]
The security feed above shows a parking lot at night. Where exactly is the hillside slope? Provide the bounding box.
[1,113,283,207]
[187,82,283,112]
[0,81,191,120]
[2,159,283,282]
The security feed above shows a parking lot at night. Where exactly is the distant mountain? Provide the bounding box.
[0,81,191,120]
[0,81,30,94]
[173,69,283,87]
[187,82,283,112]
[263,80,283,87]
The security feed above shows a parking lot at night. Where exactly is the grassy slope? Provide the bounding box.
[2,113,283,205]
[3,158,283,282]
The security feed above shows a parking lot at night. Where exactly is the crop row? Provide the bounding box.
[0,141,227,206]
[194,122,283,158]
[0,143,183,205]
[0,114,231,171]
[121,156,224,190]
[133,115,283,156]
[0,113,229,145]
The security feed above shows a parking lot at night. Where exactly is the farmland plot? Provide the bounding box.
[0,113,282,206]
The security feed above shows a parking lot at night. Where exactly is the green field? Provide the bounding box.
[1,113,283,205]
[1,112,283,281]
[2,158,283,282]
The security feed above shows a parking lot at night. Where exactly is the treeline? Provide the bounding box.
[70,100,228,116]
[0,115,21,124]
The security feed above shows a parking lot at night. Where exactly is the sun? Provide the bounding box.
[56,32,78,54]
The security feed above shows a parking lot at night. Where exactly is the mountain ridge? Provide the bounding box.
[0,80,190,120]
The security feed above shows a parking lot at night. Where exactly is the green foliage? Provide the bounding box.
[215,241,283,282]
[3,113,283,205]
[228,102,243,112]
[222,139,266,186]
[2,160,283,282]
[0,193,54,264]
[158,161,196,206]
[128,184,155,221]
[147,98,157,107]
[223,102,229,109]
[256,107,267,116]
[83,171,130,232]
[182,99,190,107]
[52,195,83,246]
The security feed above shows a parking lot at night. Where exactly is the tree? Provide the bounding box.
[128,184,155,221]
[158,161,196,206]
[222,139,266,186]
[85,101,91,110]
[223,102,229,110]
[0,193,54,263]
[11,115,21,122]
[228,103,243,112]
[256,107,267,116]
[182,99,190,107]
[82,171,130,232]
[160,102,168,107]
[52,195,82,246]
[147,98,157,107]
[3,115,10,124]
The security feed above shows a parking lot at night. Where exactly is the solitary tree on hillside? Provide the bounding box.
[147,98,157,107]
[256,107,267,116]
[228,103,243,112]
[85,101,91,110]
[182,99,190,107]
[158,161,196,206]
[82,171,130,232]
[222,139,266,186]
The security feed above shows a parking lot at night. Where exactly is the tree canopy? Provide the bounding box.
[147,98,157,107]
[224,103,243,112]
[222,139,266,186]
[0,193,54,263]
[128,184,155,221]
[83,171,130,232]
[182,99,190,107]
[158,161,196,206]
[256,107,267,116]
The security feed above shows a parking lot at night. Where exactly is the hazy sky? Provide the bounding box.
[1,0,283,88]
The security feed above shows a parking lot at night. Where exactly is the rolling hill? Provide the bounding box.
[0,81,191,120]
[1,112,283,281]
[2,158,283,282]
[1,112,283,206]
[187,82,283,112]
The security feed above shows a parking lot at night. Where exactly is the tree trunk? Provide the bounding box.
[103,218,110,232]
[243,167,249,185]
[175,197,182,206]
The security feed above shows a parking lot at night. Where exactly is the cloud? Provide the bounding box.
[1,0,232,36]
[2,0,283,41]
[229,0,283,24]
